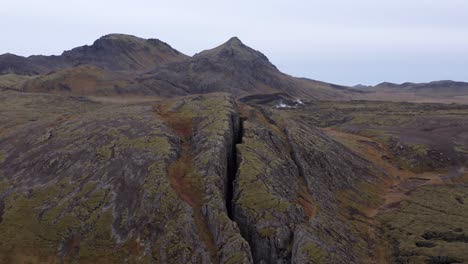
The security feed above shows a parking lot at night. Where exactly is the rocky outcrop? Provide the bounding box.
[232,106,385,263]
[233,119,305,263]
[156,93,252,263]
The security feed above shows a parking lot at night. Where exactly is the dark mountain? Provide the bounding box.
[0,34,187,75]
[130,37,294,97]
[128,37,358,99]
[61,34,188,71]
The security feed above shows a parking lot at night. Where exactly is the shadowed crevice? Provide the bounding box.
[226,114,244,219]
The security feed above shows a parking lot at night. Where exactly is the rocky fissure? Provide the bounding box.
[225,115,244,219]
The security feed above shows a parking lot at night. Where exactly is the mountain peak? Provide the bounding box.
[195,36,270,64]
[58,34,187,71]
[224,36,243,45]
[99,33,141,41]
[92,34,148,47]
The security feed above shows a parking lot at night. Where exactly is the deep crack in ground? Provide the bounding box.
[226,114,244,219]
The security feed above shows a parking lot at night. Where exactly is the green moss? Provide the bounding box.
[333,180,387,262]
[378,185,468,262]
[76,181,98,197]
[226,252,248,264]
[217,212,231,225]
[143,161,167,196]
[96,145,113,159]
[122,136,171,154]
[0,179,117,262]
[237,145,291,215]
[338,182,383,213]
[0,74,35,88]
[0,180,8,194]
[301,242,329,263]
[455,145,468,154]
[349,113,414,127]
[235,121,296,221]
[411,144,430,156]
[259,227,276,237]
[107,127,173,157]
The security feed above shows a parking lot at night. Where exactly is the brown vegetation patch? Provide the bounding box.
[167,146,202,207]
[155,101,219,263]
[296,188,317,220]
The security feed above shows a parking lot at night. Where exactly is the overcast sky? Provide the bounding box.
[1,0,467,86]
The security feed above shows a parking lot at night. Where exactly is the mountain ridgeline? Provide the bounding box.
[0,34,187,74]
[0,34,360,99]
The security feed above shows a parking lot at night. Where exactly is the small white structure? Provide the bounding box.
[275,98,305,109]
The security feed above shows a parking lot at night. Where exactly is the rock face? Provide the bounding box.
[153,93,252,263]
[232,106,384,263]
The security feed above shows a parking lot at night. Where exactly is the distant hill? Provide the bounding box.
[373,80,468,95]
[352,80,468,104]
[353,84,371,89]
